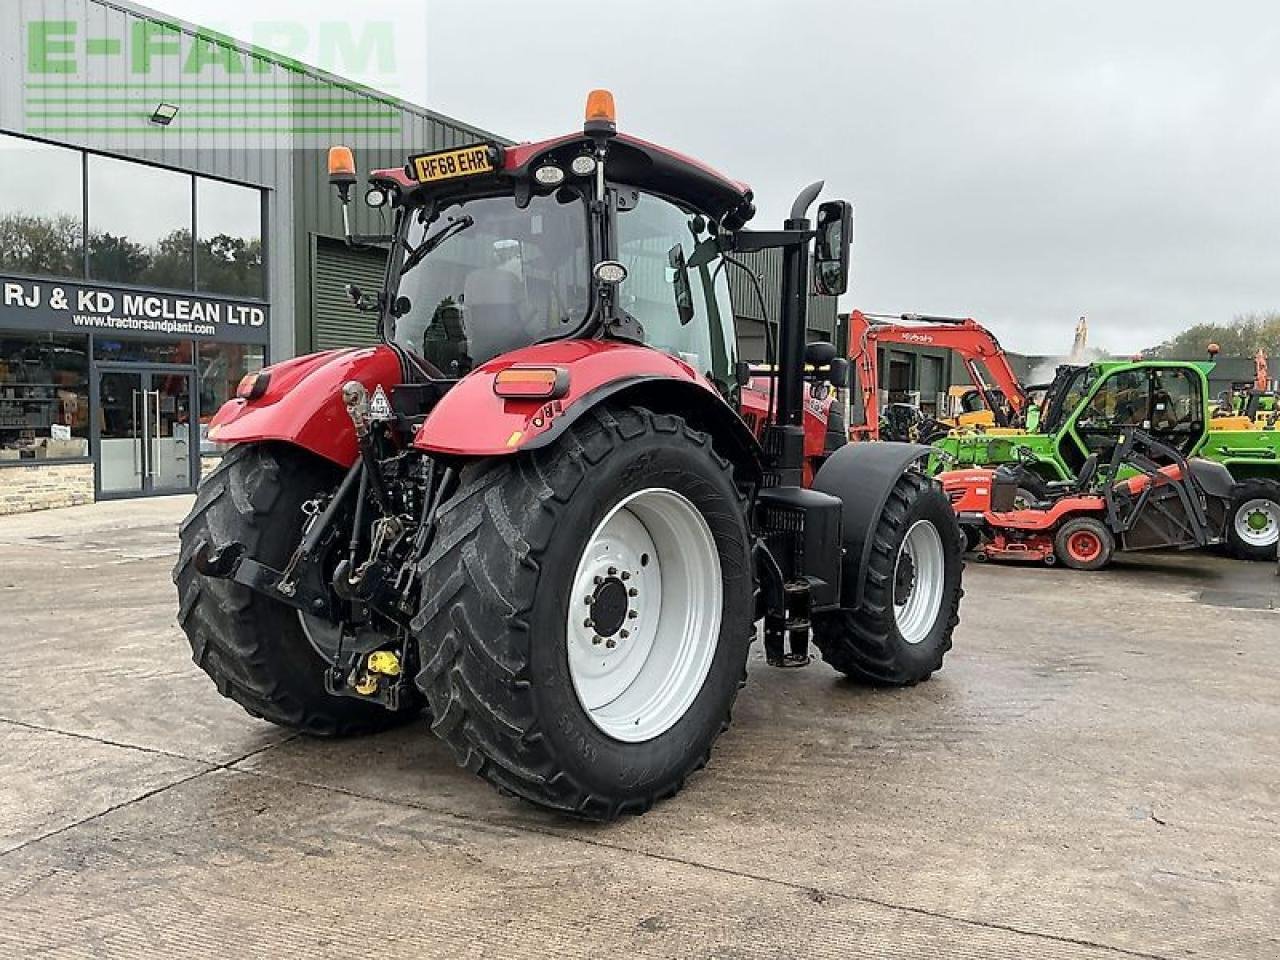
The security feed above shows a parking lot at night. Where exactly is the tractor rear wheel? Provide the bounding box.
[1053,516,1114,571]
[174,443,418,736]
[412,406,753,820]
[1225,479,1280,561]
[811,472,963,685]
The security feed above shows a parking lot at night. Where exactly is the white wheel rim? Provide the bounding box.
[1234,498,1280,547]
[566,487,722,743]
[894,519,946,645]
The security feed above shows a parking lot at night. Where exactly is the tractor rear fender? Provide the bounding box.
[413,340,763,482]
[811,442,934,609]
[207,345,403,467]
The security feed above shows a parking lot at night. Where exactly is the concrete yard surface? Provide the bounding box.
[1,496,1277,959]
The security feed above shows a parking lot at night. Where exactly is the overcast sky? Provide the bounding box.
[159,0,1280,355]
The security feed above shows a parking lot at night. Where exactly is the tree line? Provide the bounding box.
[1143,313,1280,360]
[0,213,262,298]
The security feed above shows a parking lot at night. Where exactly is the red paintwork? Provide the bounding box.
[208,346,403,466]
[413,340,717,456]
[1120,463,1183,495]
[938,469,999,513]
[372,132,752,206]
[738,378,834,487]
[370,166,416,189]
[987,496,1103,531]
[980,531,1056,564]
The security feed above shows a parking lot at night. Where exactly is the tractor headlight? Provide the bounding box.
[534,164,565,187]
[570,155,597,177]
[593,260,628,285]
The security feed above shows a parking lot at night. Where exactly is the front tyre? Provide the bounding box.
[812,472,963,685]
[1225,479,1280,561]
[412,407,753,820]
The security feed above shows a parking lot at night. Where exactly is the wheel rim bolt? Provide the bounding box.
[620,629,629,639]
[584,619,594,629]
[605,639,616,649]
[592,636,603,646]
[628,587,638,597]
[608,567,617,576]
[628,609,638,619]
[620,571,630,581]
[594,576,603,585]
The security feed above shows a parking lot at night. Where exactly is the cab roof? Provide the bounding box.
[373,131,756,230]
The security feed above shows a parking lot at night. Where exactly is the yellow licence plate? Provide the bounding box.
[411,144,496,184]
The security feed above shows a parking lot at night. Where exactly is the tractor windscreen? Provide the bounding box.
[393,192,591,376]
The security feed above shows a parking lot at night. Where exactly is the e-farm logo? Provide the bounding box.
[24,17,406,136]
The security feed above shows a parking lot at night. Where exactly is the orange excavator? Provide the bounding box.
[847,310,1029,441]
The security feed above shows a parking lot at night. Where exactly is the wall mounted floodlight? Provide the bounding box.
[150,103,180,126]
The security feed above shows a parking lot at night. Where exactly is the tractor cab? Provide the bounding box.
[331,91,752,395]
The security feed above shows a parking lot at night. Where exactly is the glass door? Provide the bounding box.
[96,368,196,496]
[98,371,146,494]
[147,371,194,492]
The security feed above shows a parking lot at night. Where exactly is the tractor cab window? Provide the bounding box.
[1148,367,1203,454]
[394,192,591,376]
[1074,366,1203,458]
[615,193,737,386]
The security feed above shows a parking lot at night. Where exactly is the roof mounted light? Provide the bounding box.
[570,155,597,177]
[584,89,617,137]
[533,164,565,187]
[365,186,388,208]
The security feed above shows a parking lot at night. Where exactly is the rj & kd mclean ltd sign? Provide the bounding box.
[0,276,269,345]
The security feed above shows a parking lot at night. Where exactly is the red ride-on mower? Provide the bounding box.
[939,429,1243,570]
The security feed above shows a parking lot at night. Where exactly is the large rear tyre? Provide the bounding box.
[1053,516,1114,571]
[174,443,418,736]
[812,472,963,685]
[1225,479,1280,561]
[412,406,753,820]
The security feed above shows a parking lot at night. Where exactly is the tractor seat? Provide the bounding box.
[1040,452,1101,498]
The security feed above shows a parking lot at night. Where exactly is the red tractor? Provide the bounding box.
[175,92,964,819]
[939,429,1240,569]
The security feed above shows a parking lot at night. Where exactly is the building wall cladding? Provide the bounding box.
[0,462,94,515]
[0,0,496,362]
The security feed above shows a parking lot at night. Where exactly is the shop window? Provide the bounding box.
[0,332,90,461]
[88,156,194,290]
[0,135,85,279]
[93,338,195,365]
[198,342,264,453]
[196,178,265,299]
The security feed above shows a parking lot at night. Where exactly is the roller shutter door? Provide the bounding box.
[312,237,389,350]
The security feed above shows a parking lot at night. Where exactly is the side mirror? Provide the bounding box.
[813,200,853,296]
[668,244,696,326]
[827,357,850,389]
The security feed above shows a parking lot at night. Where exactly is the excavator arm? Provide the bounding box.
[847,310,1028,441]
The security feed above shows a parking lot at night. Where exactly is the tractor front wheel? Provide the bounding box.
[1225,479,1280,561]
[1053,516,1114,571]
[811,472,964,685]
[412,407,753,820]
